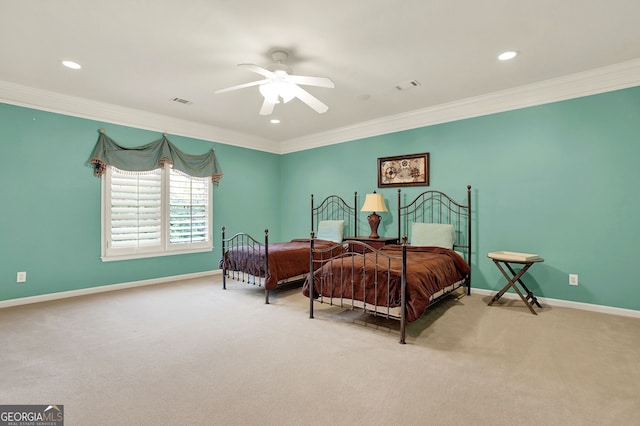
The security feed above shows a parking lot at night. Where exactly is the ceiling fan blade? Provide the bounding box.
[290,84,329,114]
[259,98,276,115]
[239,64,274,78]
[214,79,268,94]
[289,75,335,88]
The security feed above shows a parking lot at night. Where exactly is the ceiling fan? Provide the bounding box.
[214,50,334,115]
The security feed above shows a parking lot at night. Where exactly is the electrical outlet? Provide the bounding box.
[569,274,578,286]
[17,271,27,283]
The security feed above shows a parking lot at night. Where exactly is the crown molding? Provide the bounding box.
[279,58,640,154]
[2,59,639,155]
[0,81,277,153]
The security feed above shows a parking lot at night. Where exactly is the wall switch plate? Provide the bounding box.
[17,271,27,283]
[569,274,578,286]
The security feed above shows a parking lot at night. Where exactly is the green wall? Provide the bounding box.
[281,86,640,311]
[0,103,281,301]
[2,85,639,312]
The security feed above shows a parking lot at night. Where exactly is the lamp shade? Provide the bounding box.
[361,193,388,212]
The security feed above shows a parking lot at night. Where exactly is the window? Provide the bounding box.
[101,165,212,261]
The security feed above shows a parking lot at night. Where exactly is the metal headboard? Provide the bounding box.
[397,185,472,290]
[311,192,358,238]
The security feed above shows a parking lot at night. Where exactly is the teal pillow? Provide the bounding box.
[316,220,344,242]
[411,222,454,249]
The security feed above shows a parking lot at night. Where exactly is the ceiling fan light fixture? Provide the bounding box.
[259,81,295,104]
[278,83,296,103]
[259,84,280,104]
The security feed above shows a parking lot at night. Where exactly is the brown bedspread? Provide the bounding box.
[302,245,470,322]
[221,239,340,290]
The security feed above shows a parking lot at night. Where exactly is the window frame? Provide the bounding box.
[100,165,213,262]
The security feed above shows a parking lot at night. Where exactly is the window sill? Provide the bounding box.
[101,246,213,262]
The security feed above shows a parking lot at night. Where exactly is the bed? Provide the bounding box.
[219,193,357,303]
[303,185,472,343]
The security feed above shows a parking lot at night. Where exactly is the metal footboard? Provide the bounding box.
[221,227,272,303]
[308,237,409,343]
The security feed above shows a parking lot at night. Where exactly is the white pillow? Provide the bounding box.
[411,222,455,249]
[316,220,345,243]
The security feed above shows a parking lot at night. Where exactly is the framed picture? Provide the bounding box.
[377,152,429,187]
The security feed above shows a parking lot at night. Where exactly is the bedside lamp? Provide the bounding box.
[361,192,388,238]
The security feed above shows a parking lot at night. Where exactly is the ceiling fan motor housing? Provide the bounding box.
[271,49,289,62]
[267,63,293,74]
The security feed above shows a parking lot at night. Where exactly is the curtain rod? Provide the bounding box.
[97,128,215,150]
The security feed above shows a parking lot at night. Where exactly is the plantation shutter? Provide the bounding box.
[109,168,162,249]
[169,169,210,244]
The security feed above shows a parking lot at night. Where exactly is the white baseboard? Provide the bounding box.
[0,269,222,309]
[3,273,638,319]
[472,288,640,319]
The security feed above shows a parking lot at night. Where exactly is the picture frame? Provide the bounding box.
[377,152,429,187]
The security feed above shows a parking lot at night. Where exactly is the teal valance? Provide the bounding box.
[89,132,223,184]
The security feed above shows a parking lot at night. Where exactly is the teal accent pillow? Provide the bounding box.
[411,222,455,249]
[316,220,345,242]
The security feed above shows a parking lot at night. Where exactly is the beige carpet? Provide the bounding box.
[1,275,639,425]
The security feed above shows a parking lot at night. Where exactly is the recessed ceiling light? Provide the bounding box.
[62,60,82,70]
[498,51,518,61]
[270,119,280,124]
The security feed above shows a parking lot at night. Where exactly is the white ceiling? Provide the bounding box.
[2,0,640,153]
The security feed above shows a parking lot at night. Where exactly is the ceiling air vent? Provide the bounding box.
[394,80,421,91]
[170,97,192,105]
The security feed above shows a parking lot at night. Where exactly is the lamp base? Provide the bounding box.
[367,212,381,238]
